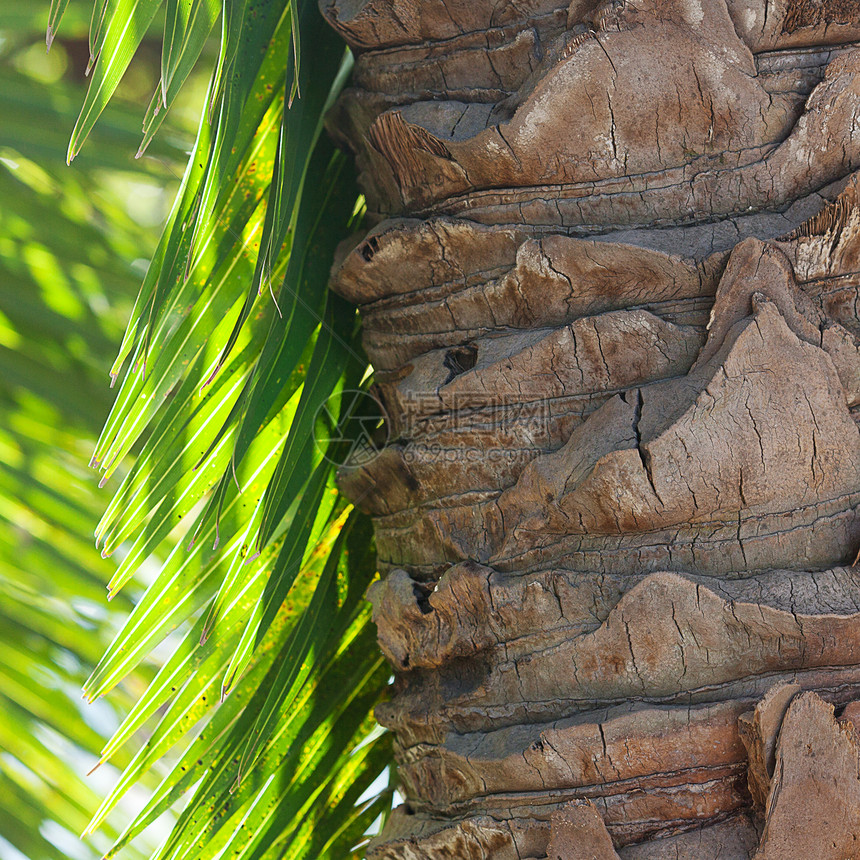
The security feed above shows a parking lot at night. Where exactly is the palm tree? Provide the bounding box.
[318,0,860,856]
[11,0,860,857]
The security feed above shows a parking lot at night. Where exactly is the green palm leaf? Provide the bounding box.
[161,0,218,109]
[44,0,394,857]
[68,0,164,163]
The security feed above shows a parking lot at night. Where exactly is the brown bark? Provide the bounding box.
[319,1,860,855]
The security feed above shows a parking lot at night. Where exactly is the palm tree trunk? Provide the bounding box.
[320,1,860,856]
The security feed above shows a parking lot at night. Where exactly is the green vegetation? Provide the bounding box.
[0,3,393,858]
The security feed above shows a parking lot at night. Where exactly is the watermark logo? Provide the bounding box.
[400,392,551,466]
[313,388,390,468]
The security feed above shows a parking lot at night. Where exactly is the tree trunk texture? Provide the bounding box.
[319,1,860,856]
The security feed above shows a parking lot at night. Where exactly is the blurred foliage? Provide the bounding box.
[1,1,393,859]
[0,8,194,858]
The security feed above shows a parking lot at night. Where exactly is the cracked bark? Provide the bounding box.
[319,0,860,856]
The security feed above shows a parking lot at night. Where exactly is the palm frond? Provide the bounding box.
[49,0,393,856]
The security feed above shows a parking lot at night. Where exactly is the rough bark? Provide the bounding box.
[319,1,860,855]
